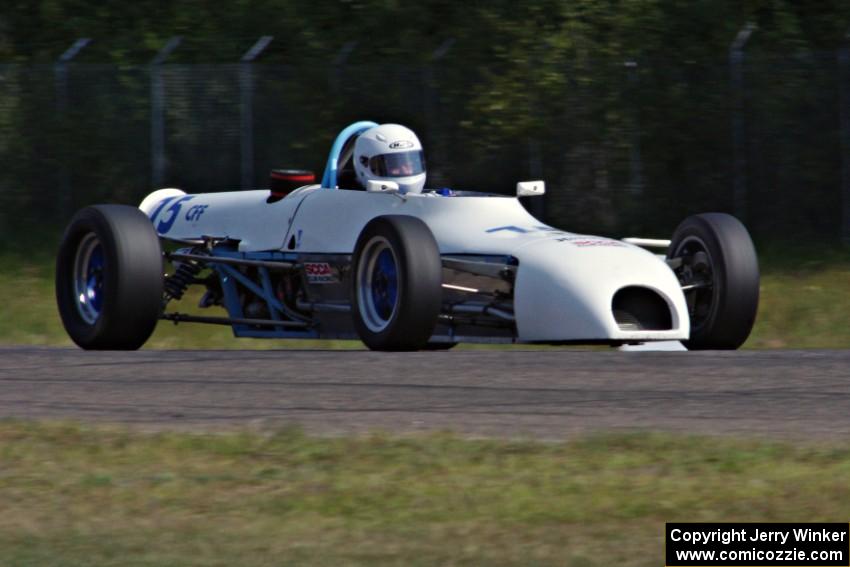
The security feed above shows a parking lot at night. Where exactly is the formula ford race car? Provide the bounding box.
[56,121,760,352]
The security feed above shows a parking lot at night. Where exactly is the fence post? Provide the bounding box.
[150,36,181,187]
[240,36,273,189]
[527,46,545,220]
[330,42,357,93]
[424,38,455,187]
[54,38,91,218]
[840,33,850,244]
[625,60,643,196]
[729,23,755,221]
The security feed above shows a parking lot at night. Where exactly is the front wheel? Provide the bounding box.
[56,205,164,350]
[351,216,442,351]
[667,213,759,350]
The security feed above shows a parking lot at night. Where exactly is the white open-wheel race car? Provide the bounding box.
[56,121,760,352]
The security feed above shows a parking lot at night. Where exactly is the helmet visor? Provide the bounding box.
[369,151,426,178]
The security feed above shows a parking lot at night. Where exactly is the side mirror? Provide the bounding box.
[517,180,545,197]
[367,180,400,193]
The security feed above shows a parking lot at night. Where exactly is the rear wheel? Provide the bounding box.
[667,213,759,350]
[56,205,164,350]
[351,216,442,351]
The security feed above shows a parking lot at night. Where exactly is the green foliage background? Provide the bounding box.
[3,1,849,63]
[0,1,849,250]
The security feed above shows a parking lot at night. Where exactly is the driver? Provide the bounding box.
[353,123,426,194]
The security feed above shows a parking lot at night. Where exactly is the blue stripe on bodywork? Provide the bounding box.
[486,225,529,234]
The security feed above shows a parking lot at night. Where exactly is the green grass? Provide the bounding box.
[748,246,850,348]
[2,246,849,349]
[1,422,849,566]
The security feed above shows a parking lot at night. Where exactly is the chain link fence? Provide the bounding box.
[0,50,848,250]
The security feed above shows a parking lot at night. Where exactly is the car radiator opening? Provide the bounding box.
[611,286,673,331]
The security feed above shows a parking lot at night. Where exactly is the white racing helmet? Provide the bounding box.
[354,124,426,194]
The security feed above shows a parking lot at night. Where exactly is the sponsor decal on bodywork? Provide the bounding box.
[554,236,626,247]
[184,204,209,222]
[149,195,195,234]
[304,262,339,284]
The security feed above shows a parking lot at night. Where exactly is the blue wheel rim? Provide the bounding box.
[73,233,105,325]
[370,248,398,321]
[357,236,400,332]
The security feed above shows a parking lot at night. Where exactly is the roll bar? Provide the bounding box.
[320,120,379,188]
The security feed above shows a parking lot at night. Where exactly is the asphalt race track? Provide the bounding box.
[2,347,849,439]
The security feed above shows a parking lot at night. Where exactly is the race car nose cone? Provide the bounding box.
[512,238,689,342]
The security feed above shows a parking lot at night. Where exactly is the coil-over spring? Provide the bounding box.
[164,261,201,301]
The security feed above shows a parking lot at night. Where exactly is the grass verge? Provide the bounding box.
[1,246,849,348]
[1,422,849,566]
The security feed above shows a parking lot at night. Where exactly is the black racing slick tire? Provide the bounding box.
[56,204,164,350]
[351,215,442,351]
[667,213,759,350]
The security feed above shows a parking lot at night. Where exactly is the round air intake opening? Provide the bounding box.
[612,286,672,331]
